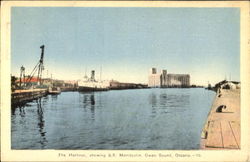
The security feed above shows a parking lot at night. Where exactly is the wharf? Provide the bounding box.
[201,89,240,149]
[12,89,48,105]
[60,87,77,92]
[109,81,148,90]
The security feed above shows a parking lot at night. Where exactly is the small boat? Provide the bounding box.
[48,73,61,95]
[48,87,61,95]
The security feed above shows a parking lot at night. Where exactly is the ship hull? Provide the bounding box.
[48,87,61,95]
[48,91,61,95]
[78,86,108,92]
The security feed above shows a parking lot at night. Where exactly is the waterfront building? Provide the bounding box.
[166,74,190,87]
[15,76,43,88]
[148,68,190,88]
[160,70,168,86]
[148,68,161,88]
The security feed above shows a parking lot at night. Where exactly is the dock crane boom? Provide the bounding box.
[37,45,45,85]
[26,45,45,87]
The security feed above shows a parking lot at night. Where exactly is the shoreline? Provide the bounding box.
[12,87,202,105]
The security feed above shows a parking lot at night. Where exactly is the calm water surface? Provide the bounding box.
[11,88,215,149]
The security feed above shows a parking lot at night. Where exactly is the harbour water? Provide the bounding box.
[11,88,215,150]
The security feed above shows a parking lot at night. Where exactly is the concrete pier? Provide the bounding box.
[201,88,240,149]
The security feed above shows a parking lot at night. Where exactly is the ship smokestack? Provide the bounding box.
[91,70,95,81]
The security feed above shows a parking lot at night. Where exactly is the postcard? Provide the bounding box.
[1,1,249,161]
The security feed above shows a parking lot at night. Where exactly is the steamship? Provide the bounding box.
[78,70,110,92]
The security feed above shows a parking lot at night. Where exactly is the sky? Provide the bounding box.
[11,7,240,85]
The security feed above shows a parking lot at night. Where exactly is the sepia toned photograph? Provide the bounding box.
[1,1,250,162]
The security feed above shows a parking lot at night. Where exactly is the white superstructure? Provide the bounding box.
[78,70,110,91]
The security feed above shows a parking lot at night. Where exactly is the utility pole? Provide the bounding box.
[20,65,25,88]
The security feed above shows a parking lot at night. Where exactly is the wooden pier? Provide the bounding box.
[201,88,240,149]
[12,89,48,105]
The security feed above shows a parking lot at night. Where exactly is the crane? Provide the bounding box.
[26,45,45,88]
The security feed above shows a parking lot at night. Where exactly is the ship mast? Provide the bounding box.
[100,66,102,81]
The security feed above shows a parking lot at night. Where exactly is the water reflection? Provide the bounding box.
[42,95,49,104]
[51,94,58,100]
[36,98,47,148]
[90,95,95,105]
[159,93,168,107]
[149,93,157,108]
[11,103,27,116]
[19,106,26,117]
[149,91,190,115]
[90,94,95,120]
[149,93,157,117]
[82,93,96,120]
[11,89,215,150]
[11,97,48,149]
